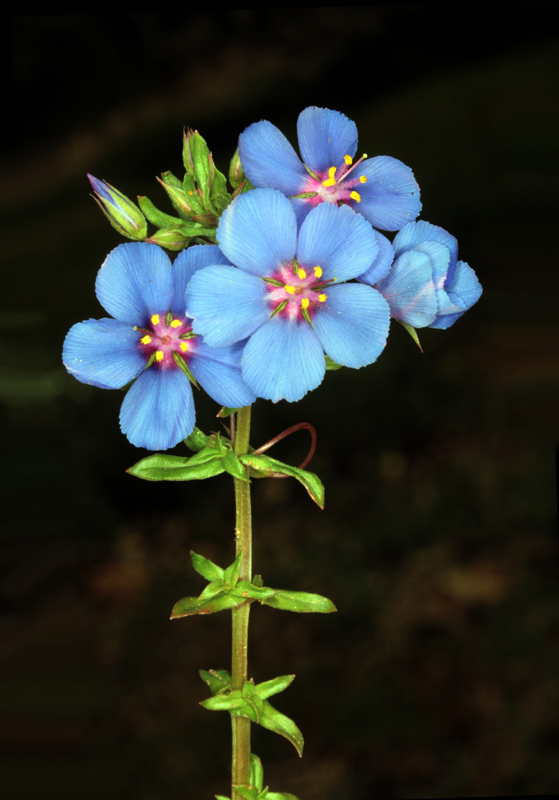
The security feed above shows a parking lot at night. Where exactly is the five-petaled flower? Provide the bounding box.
[238,106,421,231]
[361,220,482,329]
[63,242,255,450]
[185,188,391,403]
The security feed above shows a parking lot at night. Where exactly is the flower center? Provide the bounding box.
[300,153,368,208]
[264,262,332,323]
[136,312,196,370]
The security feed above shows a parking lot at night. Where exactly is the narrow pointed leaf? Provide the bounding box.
[201,691,247,712]
[262,589,336,613]
[254,675,295,700]
[127,453,225,481]
[170,592,246,618]
[200,668,231,695]
[198,580,229,600]
[239,454,324,509]
[223,551,243,586]
[249,754,264,792]
[233,580,278,601]
[258,700,304,757]
[190,550,225,581]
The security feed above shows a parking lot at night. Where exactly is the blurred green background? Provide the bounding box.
[3,9,558,799]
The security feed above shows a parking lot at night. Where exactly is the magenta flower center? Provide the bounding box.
[301,153,368,209]
[137,313,195,369]
[266,263,332,322]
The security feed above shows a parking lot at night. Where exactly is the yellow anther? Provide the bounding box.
[322,165,337,188]
[297,267,306,280]
[319,294,327,302]
[151,314,160,325]
[155,350,164,362]
[313,266,322,278]
[171,319,182,328]
[350,191,361,203]
[285,285,296,295]
[140,335,152,345]
[359,175,367,184]
[301,298,309,310]
[180,342,188,352]
[343,155,353,165]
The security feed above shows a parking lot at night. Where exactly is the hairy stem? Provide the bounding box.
[231,405,252,798]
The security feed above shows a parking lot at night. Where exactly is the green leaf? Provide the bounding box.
[258,699,304,757]
[199,668,231,695]
[190,550,225,581]
[188,445,226,466]
[223,551,243,586]
[239,454,325,509]
[184,427,211,451]
[198,580,229,600]
[201,691,248,712]
[170,592,246,618]
[127,453,226,482]
[233,580,277,602]
[249,753,264,792]
[254,675,295,700]
[222,450,249,481]
[267,794,300,800]
[262,589,336,614]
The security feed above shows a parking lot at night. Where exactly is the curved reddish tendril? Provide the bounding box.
[253,422,317,477]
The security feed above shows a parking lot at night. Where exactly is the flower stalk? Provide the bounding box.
[231,405,253,799]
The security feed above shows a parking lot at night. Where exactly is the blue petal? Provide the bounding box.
[352,156,421,231]
[63,318,145,389]
[186,266,270,347]
[172,244,231,317]
[241,315,325,402]
[297,202,379,282]
[239,120,308,194]
[96,242,174,326]
[297,107,358,174]
[311,283,390,368]
[189,339,256,407]
[358,230,394,286]
[392,220,458,276]
[429,260,482,330]
[376,249,438,327]
[216,189,297,277]
[119,367,195,451]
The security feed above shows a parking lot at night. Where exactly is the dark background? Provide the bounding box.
[3,8,558,799]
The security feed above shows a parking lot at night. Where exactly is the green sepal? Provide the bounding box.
[239,453,324,509]
[157,173,194,219]
[398,320,423,351]
[324,354,343,370]
[172,351,199,386]
[170,591,246,618]
[127,453,225,482]
[231,176,255,199]
[190,550,224,581]
[217,406,240,418]
[137,195,184,228]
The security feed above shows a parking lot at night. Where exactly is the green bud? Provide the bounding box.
[87,174,147,240]
[145,226,190,251]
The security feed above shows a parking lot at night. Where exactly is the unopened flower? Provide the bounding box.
[87,174,147,240]
[238,106,421,231]
[63,243,255,450]
[364,220,482,329]
[185,189,390,403]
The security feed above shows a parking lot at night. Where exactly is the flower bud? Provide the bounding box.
[145,227,190,251]
[87,174,147,240]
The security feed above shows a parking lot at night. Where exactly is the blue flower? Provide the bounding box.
[185,189,390,403]
[361,220,482,329]
[63,242,256,450]
[238,106,421,231]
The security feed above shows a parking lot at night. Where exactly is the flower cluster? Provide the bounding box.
[64,106,482,450]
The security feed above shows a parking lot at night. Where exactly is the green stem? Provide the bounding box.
[231,405,252,799]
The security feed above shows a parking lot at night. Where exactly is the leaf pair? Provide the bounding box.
[200,670,304,757]
[216,753,299,800]
[170,551,336,619]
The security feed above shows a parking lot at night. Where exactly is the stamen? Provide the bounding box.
[285,285,296,295]
[297,267,306,280]
[180,342,188,352]
[319,294,327,302]
[322,165,337,188]
[359,176,367,184]
[350,191,361,203]
[343,155,353,165]
[155,351,164,361]
[171,319,182,328]
[301,298,309,310]
[314,266,322,278]
[140,335,152,345]
[151,314,160,325]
